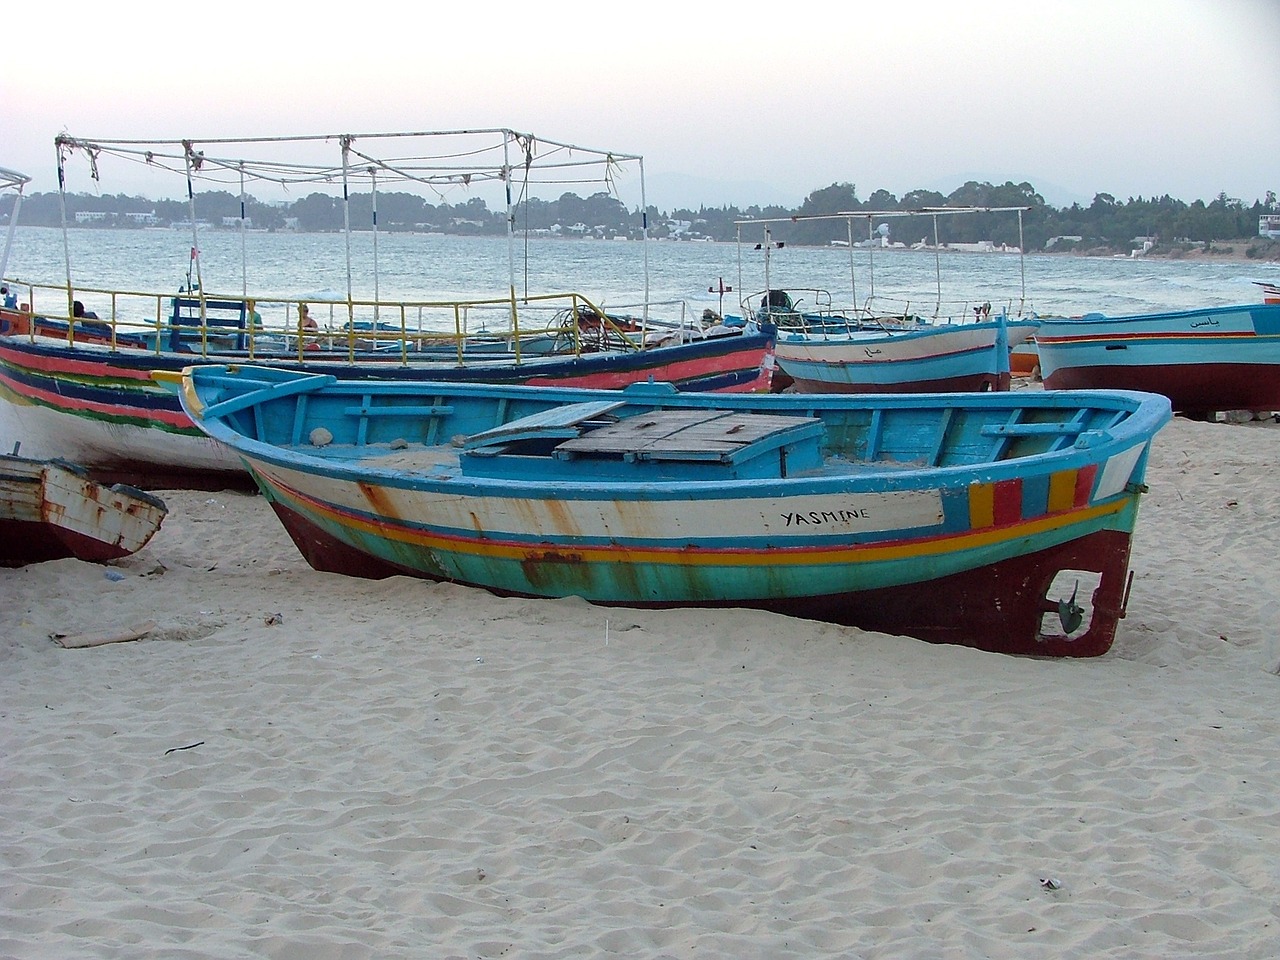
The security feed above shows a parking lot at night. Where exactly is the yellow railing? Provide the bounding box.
[0,280,656,365]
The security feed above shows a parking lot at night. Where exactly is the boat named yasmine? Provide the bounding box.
[173,363,1172,657]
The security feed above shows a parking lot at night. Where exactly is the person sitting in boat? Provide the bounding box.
[760,289,794,314]
[299,303,321,351]
[71,298,113,338]
[1,286,15,309]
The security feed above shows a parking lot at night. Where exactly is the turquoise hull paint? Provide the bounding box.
[1041,334,1280,370]
[779,343,994,388]
[256,474,1142,602]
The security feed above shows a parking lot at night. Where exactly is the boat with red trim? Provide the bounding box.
[1034,302,1280,416]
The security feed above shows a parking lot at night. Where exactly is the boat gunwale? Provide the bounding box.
[775,316,1039,346]
[180,365,1172,500]
[1034,302,1280,333]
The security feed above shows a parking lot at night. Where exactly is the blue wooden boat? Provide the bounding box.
[1035,303,1280,415]
[172,364,1171,657]
[773,314,1039,393]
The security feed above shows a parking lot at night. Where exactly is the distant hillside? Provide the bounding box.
[2,179,1276,256]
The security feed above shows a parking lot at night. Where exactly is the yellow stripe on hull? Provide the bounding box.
[266,471,1132,569]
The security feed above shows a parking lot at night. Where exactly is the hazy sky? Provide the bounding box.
[4,0,1277,211]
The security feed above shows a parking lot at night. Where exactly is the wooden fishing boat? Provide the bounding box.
[0,450,167,566]
[773,314,1038,393]
[1,129,774,487]
[172,363,1172,657]
[1034,303,1280,415]
[0,301,774,487]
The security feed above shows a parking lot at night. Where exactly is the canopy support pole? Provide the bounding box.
[341,136,355,358]
[847,218,856,317]
[56,143,74,319]
[503,132,520,359]
[370,166,380,323]
[932,214,942,319]
[239,164,248,300]
[866,217,875,307]
[0,182,25,285]
[639,156,650,328]
[1017,209,1027,314]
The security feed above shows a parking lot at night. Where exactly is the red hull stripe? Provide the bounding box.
[0,343,154,381]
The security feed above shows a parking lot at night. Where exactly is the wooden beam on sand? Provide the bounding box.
[51,620,158,649]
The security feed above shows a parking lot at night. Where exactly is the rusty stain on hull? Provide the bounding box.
[519,549,587,590]
[1,455,167,566]
[267,495,1137,656]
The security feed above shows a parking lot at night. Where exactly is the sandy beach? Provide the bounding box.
[2,413,1279,959]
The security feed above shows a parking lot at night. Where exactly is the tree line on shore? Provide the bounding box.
[4,179,1277,258]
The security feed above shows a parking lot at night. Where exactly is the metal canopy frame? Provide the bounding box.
[734,206,1032,318]
[52,130,650,326]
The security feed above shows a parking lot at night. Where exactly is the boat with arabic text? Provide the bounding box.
[1034,302,1280,415]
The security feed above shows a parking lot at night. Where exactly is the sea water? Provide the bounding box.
[4,226,1278,325]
